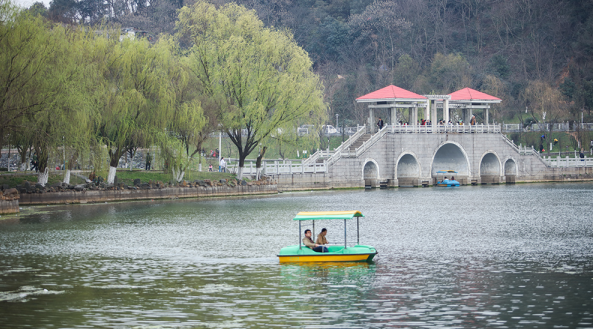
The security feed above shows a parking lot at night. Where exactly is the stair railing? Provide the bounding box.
[355,125,389,157]
[326,125,366,165]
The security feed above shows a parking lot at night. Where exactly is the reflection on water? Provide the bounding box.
[1,183,593,327]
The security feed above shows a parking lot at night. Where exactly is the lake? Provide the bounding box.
[1,183,592,328]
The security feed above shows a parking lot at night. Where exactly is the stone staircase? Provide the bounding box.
[347,134,371,151]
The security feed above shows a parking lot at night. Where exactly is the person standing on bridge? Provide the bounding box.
[470,115,476,125]
[377,117,384,130]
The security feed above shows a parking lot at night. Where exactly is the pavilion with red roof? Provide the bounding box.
[356,85,428,133]
[447,87,502,125]
[355,85,502,131]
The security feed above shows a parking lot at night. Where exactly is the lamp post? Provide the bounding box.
[63,136,65,170]
[6,134,10,172]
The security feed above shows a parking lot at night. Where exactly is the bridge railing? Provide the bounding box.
[387,123,501,133]
[301,149,332,166]
[326,125,367,165]
[502,134,520,153]
[304,125,366,165]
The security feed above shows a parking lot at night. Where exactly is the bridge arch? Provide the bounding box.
[395,152,421,186]
[362,159,380,187]
[430,142,471,181]
[503,157,518,176]
[503,157,518,184]
[480,151,502,175]
[480,151,502,184]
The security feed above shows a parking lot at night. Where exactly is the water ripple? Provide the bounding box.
[1,184,593,327]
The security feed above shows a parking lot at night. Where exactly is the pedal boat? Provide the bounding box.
[277,210,378,263]
[436,170,460,187]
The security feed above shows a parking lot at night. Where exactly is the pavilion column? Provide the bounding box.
[444,99,449,122]
[391,107,397,125]
[486,108,489,125]
[431,101,437,126]
[369,107,375,133]
[426,100,431,122]
[463,108,471,124]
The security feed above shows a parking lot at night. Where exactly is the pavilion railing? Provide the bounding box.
[386,123,501,133]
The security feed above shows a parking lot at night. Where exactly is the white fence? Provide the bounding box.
[544,156,593,167]
[530,123,570,131]
[502,124,522,132]
[503,122,593,132]
[226,159,327,175]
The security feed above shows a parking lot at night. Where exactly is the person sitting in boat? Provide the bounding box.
[316,228,329,246]
[303,229,328,252]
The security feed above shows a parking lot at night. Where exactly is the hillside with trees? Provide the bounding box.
[36,0,593,126]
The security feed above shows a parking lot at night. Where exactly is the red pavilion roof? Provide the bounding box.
[448,88,501,102]
[356,85,427,102]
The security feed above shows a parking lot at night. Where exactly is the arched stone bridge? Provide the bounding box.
[327,125,549,187]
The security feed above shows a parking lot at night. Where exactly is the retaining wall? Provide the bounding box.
[19,185,277,205]
[269,173,332,191]
[0,199,19,214]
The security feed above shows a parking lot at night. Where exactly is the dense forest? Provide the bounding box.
[29,0,593,125]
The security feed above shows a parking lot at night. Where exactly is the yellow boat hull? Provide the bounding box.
[278,253,375,263]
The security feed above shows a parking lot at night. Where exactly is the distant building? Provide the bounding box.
[120,27,155,42]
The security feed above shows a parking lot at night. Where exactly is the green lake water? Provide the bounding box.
[1,183,592,328]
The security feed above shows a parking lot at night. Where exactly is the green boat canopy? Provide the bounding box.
[293,210,364,221]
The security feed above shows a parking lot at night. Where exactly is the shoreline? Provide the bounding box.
[3,177,593,216]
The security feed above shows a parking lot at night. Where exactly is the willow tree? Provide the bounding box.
[177,1,327,179]
[29,24,94,185]
[0,1,91,185]
[0,1,61,161]
[160,40,207,183]
[89,32,176,184]
[522,80,569,154]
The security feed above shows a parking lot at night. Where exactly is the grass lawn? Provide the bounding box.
[505,131,593,153]
[0,169,238,189]
[112,170,237,186]
[0,172,86,188]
